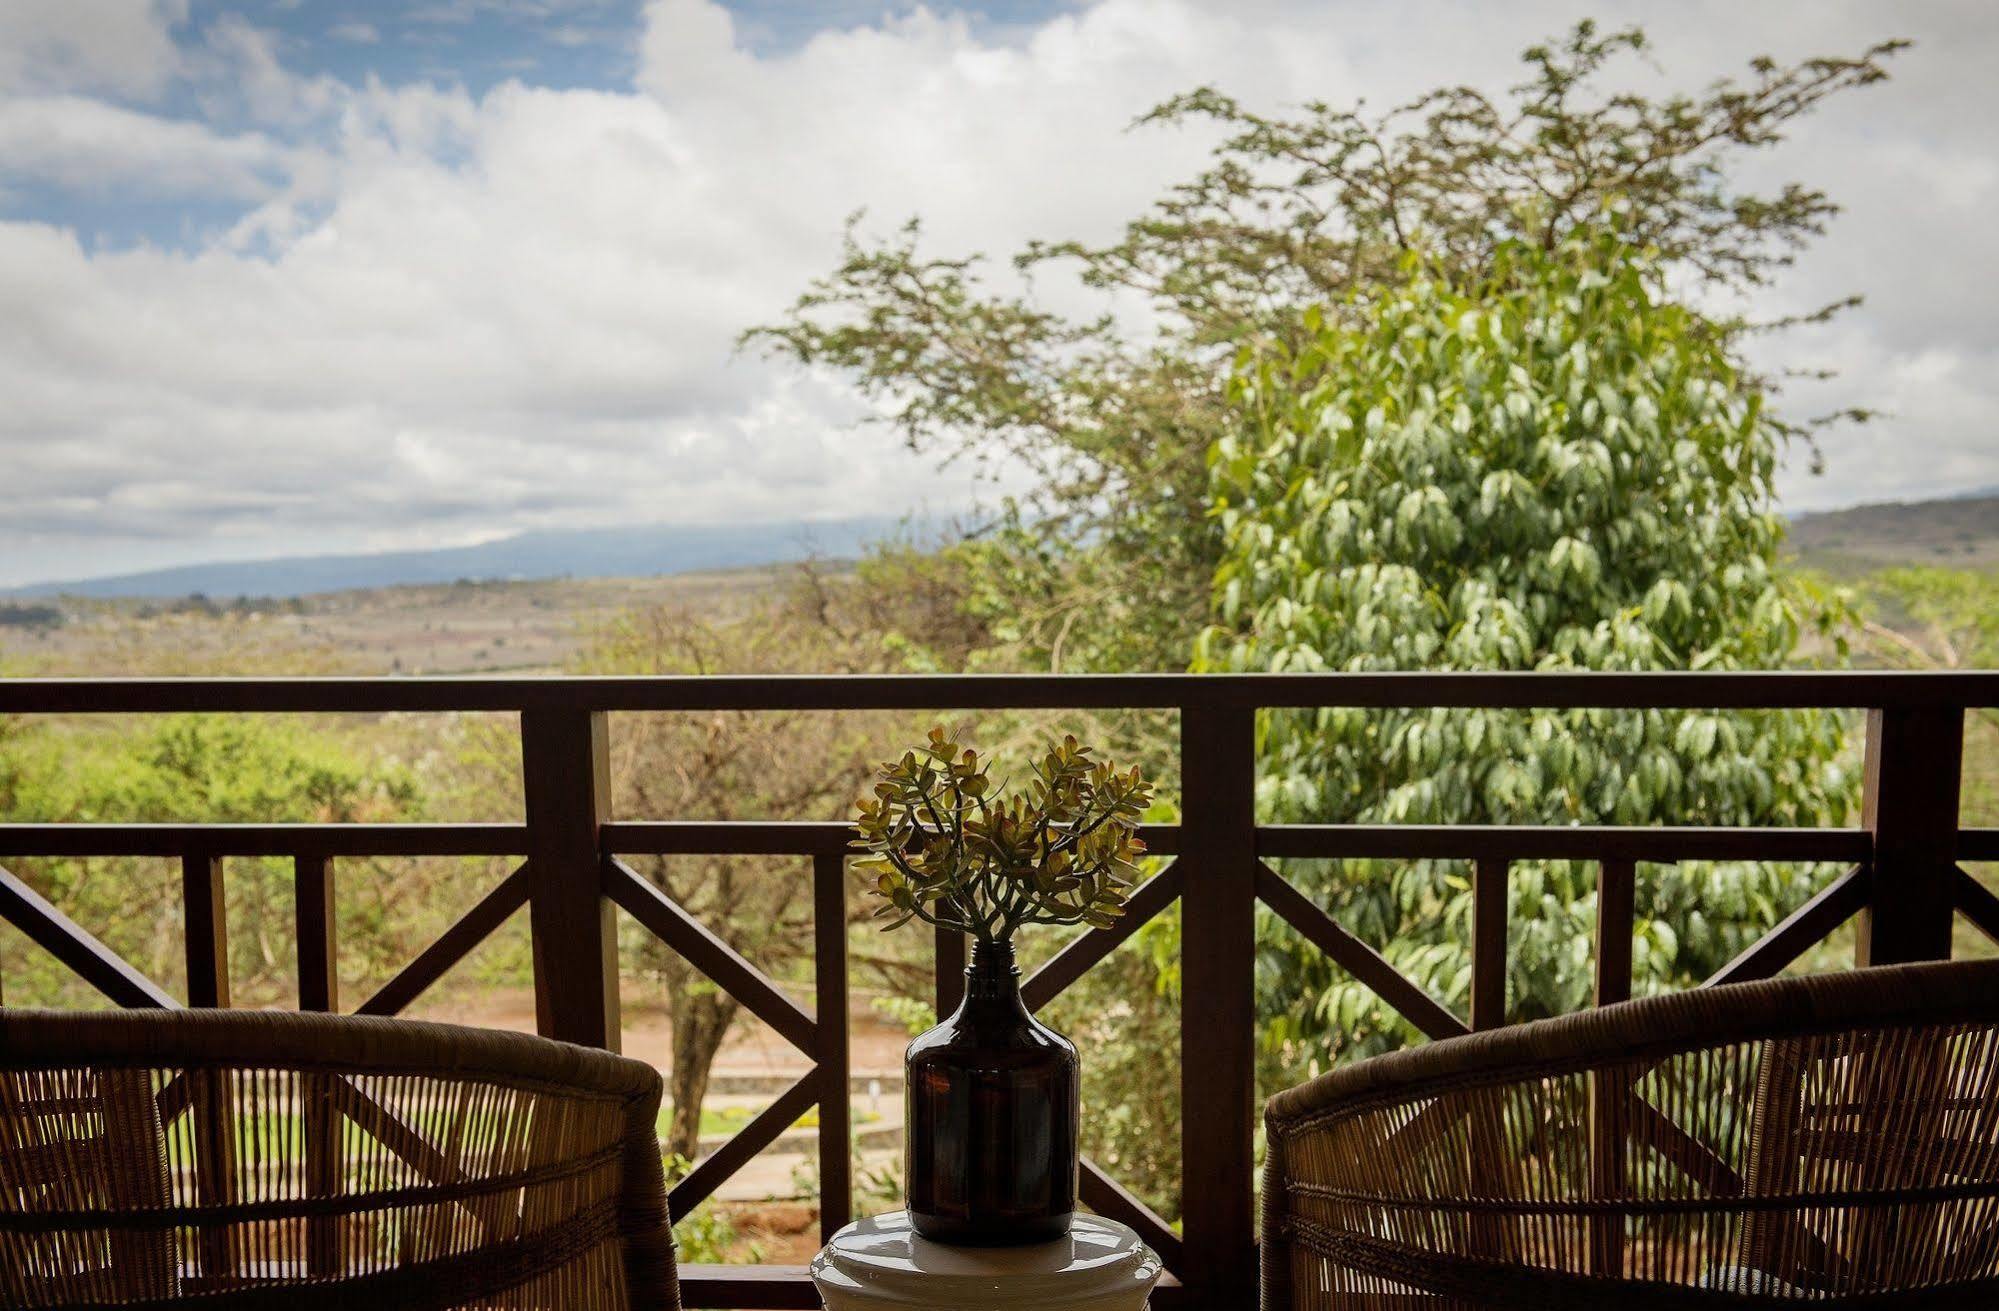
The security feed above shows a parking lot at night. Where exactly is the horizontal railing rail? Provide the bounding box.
[1,672,1994,1309]
[0,822,529,857]
[3,669,1999,712]
[0,820,1935,863]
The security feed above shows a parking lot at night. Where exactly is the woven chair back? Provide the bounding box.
[0,1009,678,1310]
[1262,960,1999,1308]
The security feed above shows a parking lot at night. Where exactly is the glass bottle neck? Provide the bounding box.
[961,939,1026,1008]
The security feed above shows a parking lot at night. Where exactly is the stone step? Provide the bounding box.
[706,1069,903,1096]
[688,1116,903,1159]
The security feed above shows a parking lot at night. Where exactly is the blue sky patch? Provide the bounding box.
[0,0,1075,250]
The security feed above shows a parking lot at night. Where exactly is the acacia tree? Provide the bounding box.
[583,602,897,1164]
[1203,224,1854,1062]
[749,22,1903,670]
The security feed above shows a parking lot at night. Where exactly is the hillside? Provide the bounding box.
[5,516,918,600]
[1788,494,1999,576]
[6,493,1995,678]
[0,568,803,676]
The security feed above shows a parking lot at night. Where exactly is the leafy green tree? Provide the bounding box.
[755,22,1900,1219]
[750,22,1903,671]
[1201,224,1854,1063]
[1,716,419,1006]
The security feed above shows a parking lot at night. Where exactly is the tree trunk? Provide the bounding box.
[664,971,741,1165]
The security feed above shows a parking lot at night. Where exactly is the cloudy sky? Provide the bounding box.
[1,0,1994,587]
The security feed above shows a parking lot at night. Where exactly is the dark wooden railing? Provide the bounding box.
[3,672,1997,1308]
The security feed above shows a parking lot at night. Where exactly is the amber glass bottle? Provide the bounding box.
[905,939,1079,1245]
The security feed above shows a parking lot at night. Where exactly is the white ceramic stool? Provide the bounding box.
[810,1211,1160,1310]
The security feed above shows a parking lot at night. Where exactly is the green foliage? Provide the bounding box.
[855,1161,904,1215]
[663,1155,763,1265]
[670,1204,752,1266]
[1854,566,1999,676]
[869,993,937,1037]
[0,604,62,630]
[47,716,418,824]
[1038,901,1184,1221]
[1,715,420,1006]
[1199,225,1854,1061]
[750,23,1902,670]
[855,728,1151,942]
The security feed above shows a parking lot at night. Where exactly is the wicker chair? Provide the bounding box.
[1262,959,1999,1308]
[0,1007,679,1309]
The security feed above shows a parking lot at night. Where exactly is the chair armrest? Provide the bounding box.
[1260,959,1999,1310]
[1266,957,1999,1134]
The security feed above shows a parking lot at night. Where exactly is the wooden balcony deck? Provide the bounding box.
[3,671,1996,1308]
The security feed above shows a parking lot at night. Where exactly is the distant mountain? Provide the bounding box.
[7,517,921,599]
[1788,494,1999,576]
[15,492,1993,601]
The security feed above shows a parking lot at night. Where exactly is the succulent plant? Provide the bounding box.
[853,727,1153,943]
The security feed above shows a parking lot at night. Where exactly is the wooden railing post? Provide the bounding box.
[293,854,340,1275]
[1471,858,1508,1031]
[521,709,620,1050]
[814,853,853,1243]
[1180,703,1258,1308]
[1858,707,1963,966]
[179,852,237,1276]
[295,854,336,1013]
[1594,860,1635,1008]
[182,853,229,1008]
[1588,859,1636,1277]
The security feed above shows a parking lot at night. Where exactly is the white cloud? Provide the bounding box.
[0,0,185,100]
[0,96,286,200]
[329,23,381,45]
[0,0,1994,587]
